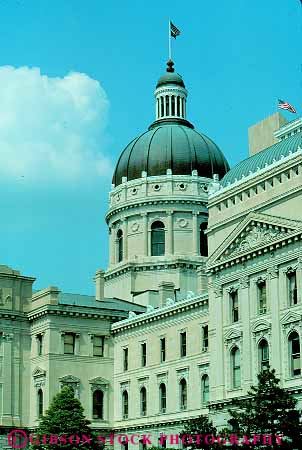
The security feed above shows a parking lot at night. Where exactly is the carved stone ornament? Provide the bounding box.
[267,265,279,279]
[217,220,297,263]
[213,284,223,297]
[89,377,109,392]
[33,367,46,388]
[177,218,188,228]
[239,275,249,289]
[59,375,80,398]
[131,222,139,232]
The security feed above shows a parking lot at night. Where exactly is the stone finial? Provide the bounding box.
[166,59,174,73]
[128,311,136,319]
[146,304,154,313]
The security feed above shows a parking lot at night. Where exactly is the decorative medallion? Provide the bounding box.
[177,218,188,228]
[131,222,139,232]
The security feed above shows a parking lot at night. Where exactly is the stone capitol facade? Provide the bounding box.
[1,59,302,449]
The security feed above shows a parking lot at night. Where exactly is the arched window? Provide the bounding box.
[179,378,187,410]
[159,383,166,413]
[140,387,147,416]
[199,222,208,256]
[289,331,301,376]
[117,229,123,262]
[231,347,241,388]
[122,390,128,419]
[201,374,209,404]
[92,389,103,419]
[259,339,269,372]
[151,221,165,256]
[37,389,43,418]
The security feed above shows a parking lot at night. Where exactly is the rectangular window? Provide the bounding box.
[123,348,128,371]
[202,326,208,352]
[93,336,105,357]
[288,270,298,306]
[160,338,166,362]
[258,280,267,314]
[37,334,43,356]
[180,331,187,357]
[141,343,147,367]
[230,290,239,323]
[64,333,75,354]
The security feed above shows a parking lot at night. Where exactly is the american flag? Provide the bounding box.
[278,99,297,114]
[170,21,181,39]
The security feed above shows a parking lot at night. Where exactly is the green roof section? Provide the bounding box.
[221,131,302,187]
[58,292,146,313]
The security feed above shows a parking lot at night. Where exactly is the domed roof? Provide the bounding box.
[156,72,185,89]
[112,121,230,186]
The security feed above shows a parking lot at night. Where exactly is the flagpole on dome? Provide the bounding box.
[168,18,172,61]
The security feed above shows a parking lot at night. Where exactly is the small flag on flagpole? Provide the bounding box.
[170,21,181,39]
[278,99,297,114]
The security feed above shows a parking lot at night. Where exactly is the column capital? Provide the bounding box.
[267,265,279,279]
[239,275,249,289]
[165,210,174,216]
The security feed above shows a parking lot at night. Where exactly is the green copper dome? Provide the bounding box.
[156,72,185,89]
[112,121,230,186]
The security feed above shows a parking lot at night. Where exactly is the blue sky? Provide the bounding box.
[0,0,301,295]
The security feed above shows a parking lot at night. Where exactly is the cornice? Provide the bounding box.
[207,229,302,273]
[208,178,302,235]
[111,294,208,334]
[106,198,207,223]
[209,146,302,203]
[105,258,206,280]
[211,247,302,285]
[27,305,127,323]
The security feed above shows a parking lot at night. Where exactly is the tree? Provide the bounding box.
[179,415,219,450]
[228,368,302,449]
[30,385,102,450]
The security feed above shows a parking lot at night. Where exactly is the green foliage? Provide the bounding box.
[179,415,218,449]
[30,385,102,450]
[228,368,302,449]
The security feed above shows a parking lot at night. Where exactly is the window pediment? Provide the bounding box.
[251,320,271,334]
[281,311,302,326]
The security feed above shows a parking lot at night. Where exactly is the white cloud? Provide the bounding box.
[0,66,111,183]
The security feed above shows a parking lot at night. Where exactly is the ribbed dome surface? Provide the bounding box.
[156,72,185,88]
[112,122,230,186]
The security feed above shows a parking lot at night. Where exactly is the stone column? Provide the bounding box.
[240,276,252,391]
[192,212,199,255]
[268,265,281,376]
[197,266,208,293]
[209,279,224,401]
[141,213,148,257]
[297,257,302,304]
[166,211,173,256]
[109,227,115,266]
[180,97,183,117]
[2,333,13,423]
[123,218,128,261]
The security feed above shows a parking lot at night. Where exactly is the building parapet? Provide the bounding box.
[111,292,208,333]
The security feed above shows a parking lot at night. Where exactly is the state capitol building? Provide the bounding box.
[1,58,302,449]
